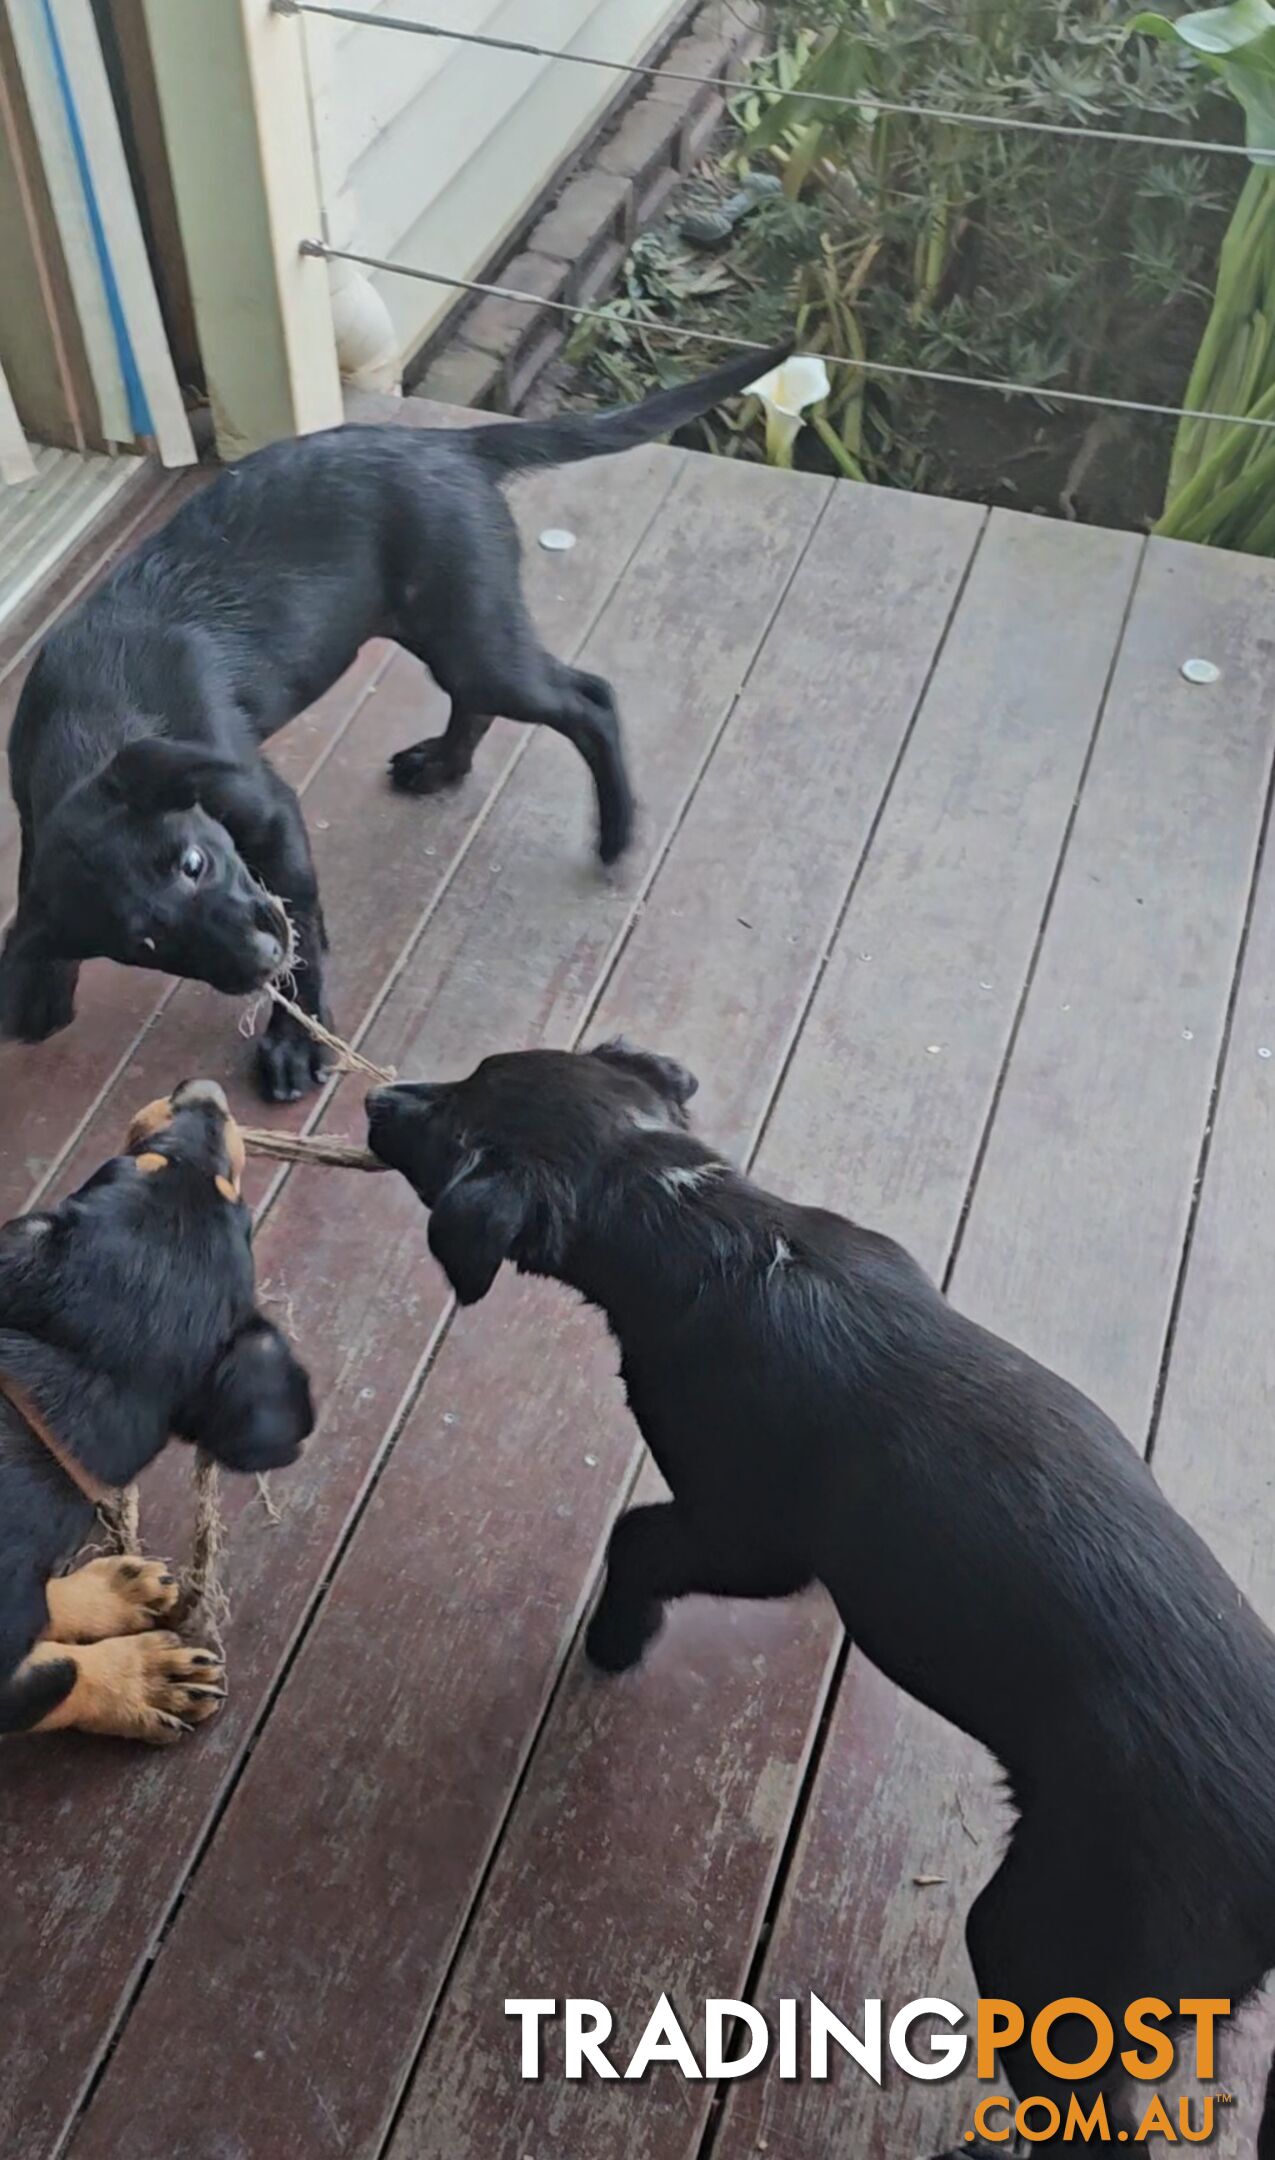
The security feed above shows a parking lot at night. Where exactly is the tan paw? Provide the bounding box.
[43,1556,181,1644]
[29,1632,226,1744]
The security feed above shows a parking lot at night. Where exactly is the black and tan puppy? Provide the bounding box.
[0,345,785,1102]
[367,1044,1275,2155]
[0,1079,313,1744]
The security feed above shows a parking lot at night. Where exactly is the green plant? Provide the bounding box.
[1134,0,1275,549]
[566,2,1233,516]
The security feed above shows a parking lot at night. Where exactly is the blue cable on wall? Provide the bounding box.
[38,0,154,441]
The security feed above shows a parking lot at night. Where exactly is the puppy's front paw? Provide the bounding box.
[585,1596,663,1676]
[44,1556,180,1643]
[54,1633,225,1744]
[0,954,79,1042]
[389,739,468,797]
[596,787,634,868]
[255,1017,330,1104]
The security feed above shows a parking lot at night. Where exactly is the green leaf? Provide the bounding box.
[744,28,869,157]
[1134,0,1275,55]
[1131,0,1275,154]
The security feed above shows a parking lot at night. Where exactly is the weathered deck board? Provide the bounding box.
[0,442,684,2158]
[61,480,977,2160]
[715,533,1275,2160]
[1146,682,1275,2150]
[385,511,1144,2160]
[2,434,1273,2160]
[48,453,828,2160]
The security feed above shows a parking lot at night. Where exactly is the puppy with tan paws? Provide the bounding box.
[0,1079,314,1744]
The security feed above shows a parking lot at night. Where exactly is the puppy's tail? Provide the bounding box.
[0,1654,74,1735]
[465,340,793,480]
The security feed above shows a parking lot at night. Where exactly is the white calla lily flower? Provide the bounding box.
[746,353,832,466]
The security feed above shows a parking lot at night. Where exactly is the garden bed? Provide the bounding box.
[526,1,1252,538]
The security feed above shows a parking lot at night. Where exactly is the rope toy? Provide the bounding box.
[239,1128,387,1171]
[100,986,392,1647]
[258,984,396,1087]
[98,1455,229,1650]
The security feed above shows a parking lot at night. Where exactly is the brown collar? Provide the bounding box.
[0,1370,114,1507]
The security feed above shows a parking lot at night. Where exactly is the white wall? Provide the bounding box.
[303,0,684,365]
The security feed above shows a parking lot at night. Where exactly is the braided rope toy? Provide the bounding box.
[105,990,392,1643]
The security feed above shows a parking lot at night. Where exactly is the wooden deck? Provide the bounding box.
[2,412,1275,2159]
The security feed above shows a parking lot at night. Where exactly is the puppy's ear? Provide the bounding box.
[590,1037,699,1106]
[182,1317,314,1473]
[0,903,78,1041]
[429,1165,529,1306]
[104,736,242,817]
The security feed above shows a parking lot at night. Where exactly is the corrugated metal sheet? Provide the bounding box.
[0,444,142,633]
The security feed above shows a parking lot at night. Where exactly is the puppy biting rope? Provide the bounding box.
[101,966,390,1645]
[101,992,393,1650]
[244,989,395,1168]
[239,1129,388,1172]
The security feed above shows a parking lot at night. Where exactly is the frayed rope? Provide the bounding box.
[98,1452,232,1654]
[106,898,394,1646]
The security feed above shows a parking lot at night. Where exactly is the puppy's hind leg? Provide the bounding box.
[389,705,494,798]
[396,575,634,862]
[938,1832,1139,2156]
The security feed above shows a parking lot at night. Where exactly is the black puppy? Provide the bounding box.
[0,1078,313,1744]
[0,345,786,1101]
[367,1045,1275,2155]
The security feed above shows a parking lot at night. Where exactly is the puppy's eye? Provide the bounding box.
[179,846,207,883]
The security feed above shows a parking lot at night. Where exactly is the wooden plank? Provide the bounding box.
[7,0,131,444]
[715,532,1275,2160]
[142,0,342,458]
[0,3,99,452]
[378,511,1143,2160]
[370,0,682,358]
[1146,606,1275,2146]
[98,0,203,390]
[0,441,686,2160]
[64,452,833,2160]
[46,0,196,468]
[304,0,506,220]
